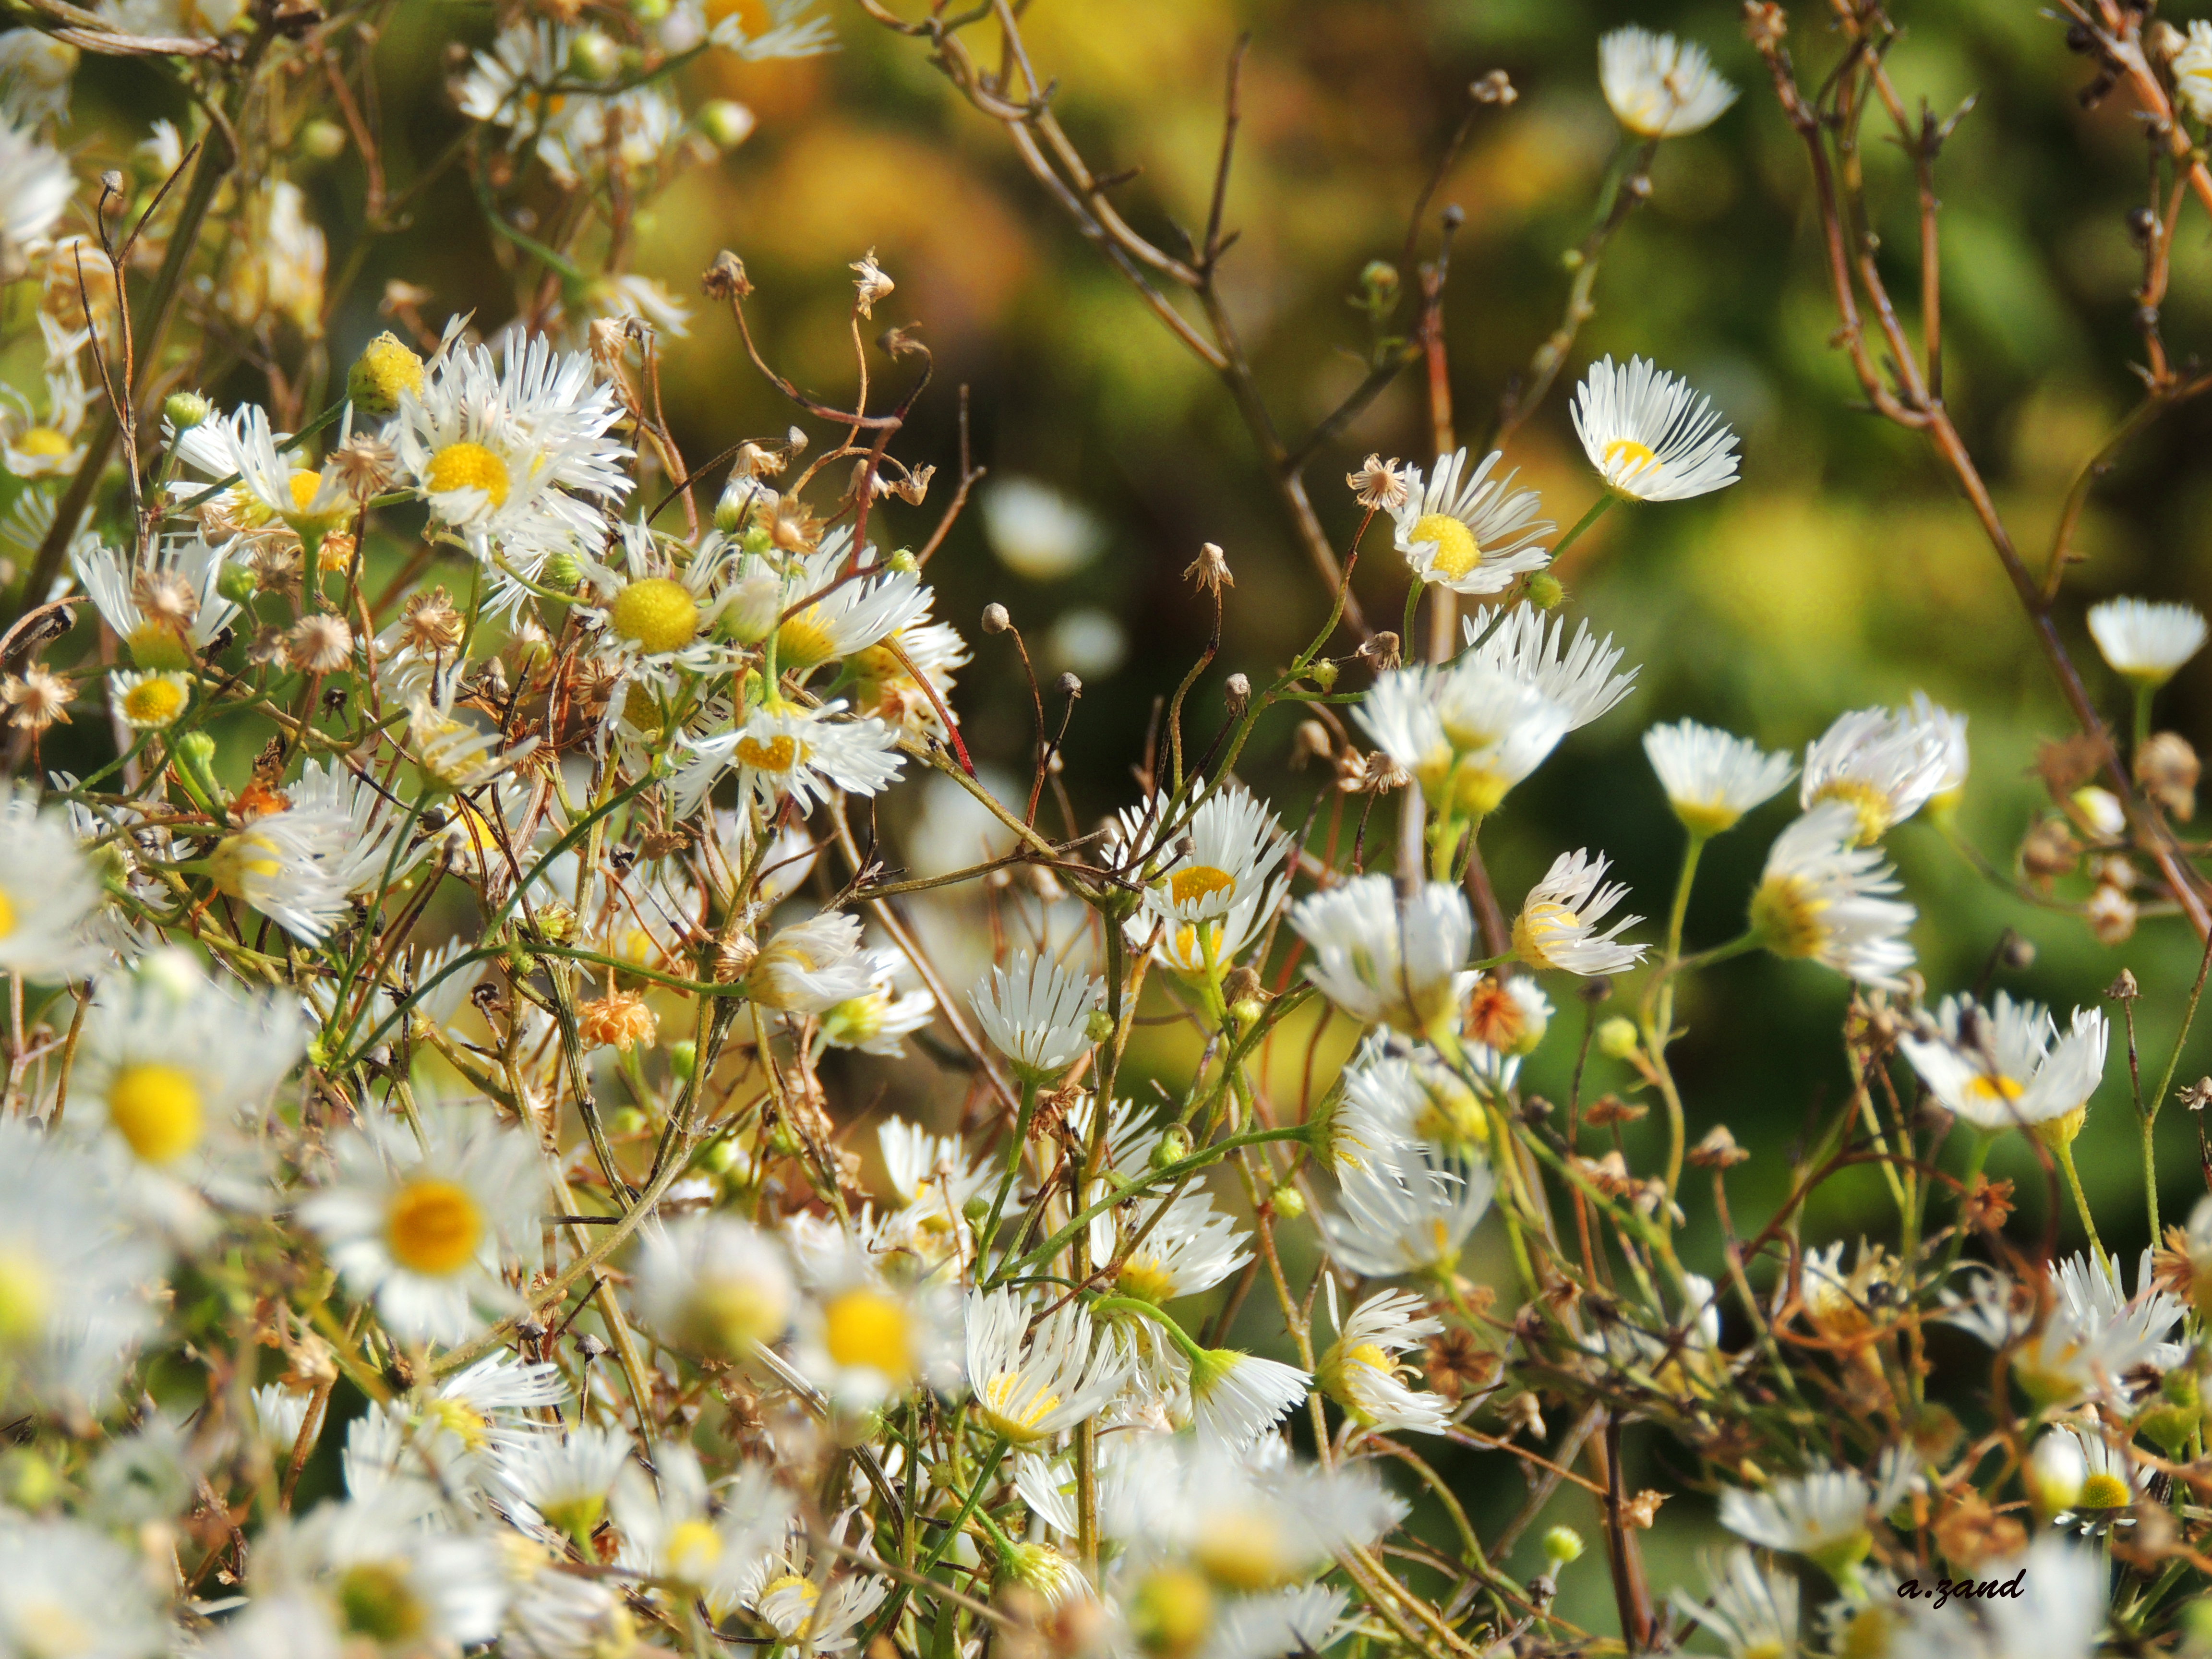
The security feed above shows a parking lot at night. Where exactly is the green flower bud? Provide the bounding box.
[1595,1016,1641,1060]
[695,99,757,151]
[2164,1367,2201,1409]
[299,119,348,161]
[541,550,582,589]
[567,30,621,81]
[1084,1007,1115,1044]
[1540,1525,1584,1567]
[2138,1399,2200,1460]
[1309,659,1338,691]
[1358,259,1399,297]
[609,1106,647,1137]
[668,1039,697,1082]
[1151,1125,1194,1171]
[172,731,223,810]
[163,391,210,431]
[887,548,919,575]
[216,562,258,606]
[629,0,671,22]
[1268,1182,1305,1220]
[1526,573,1565,610]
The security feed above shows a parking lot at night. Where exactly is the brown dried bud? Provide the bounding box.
[2147,20,2187,63]
[2034,731,2106,801]
[1962,1173,2014,1234]
[850,249,894,318]
[1347,454,1409,512]
[1291,720,1334,769]
[1688,1125,1749,1168]
[714,935,760,982]
[0,665,73,734]
[981,603,1011,635]
[2020,816,2081,880]
[1469,70,1517,106]
[132,568,199,632]
[2089,883,2137,946]
[1583,1096,1648,1127]
[577,990,657,1052]
[330,432,399,498]
[2181,1077,2212,1113]
[1421,1326,1497,1401]
[1358,632,1401,672]
[1933,1491,2025,1573]
[2137,731,2199,820]
[1621,1490,1667,1530]
[2106,968,2140,1001]
[1184,541,1233,595]
[398,586,465,655]
[1056,672,1083,700]
[1742,1,1788,49]
[287,613,354,674]
[1221,965,1268,1009]
[1464,976,1532,1051]
[702,250,752,300]
[1223,673,1250,715]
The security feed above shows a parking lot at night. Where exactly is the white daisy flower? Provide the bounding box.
[1388,447,1552,595]
[2178,20,2212,123]
[671,698,905,820]
[576,518,743,677]
[748,911,876,1014]
[1123,779,1292,932]
[1288,875,1473,1036]
[454,19,571,128]
[107,668,190,731]
[209,762,420,945]
[821,950,937,1056]
[0,109,68,252]
[1188,1347,1310,1452]
[0,781,105,982]
[300,1106,541,1346]
[415,1351,570,1463]
[2086,596,2208,688]
[538,84,685,188]
[1906,1538,2105,1659]
[0,1515,171,1659]
[1946,1250,2183,1409]
[792,1251,963,1413]
[1317,1284,1451,1435]
[406,681,540,792]
[1599,26,1738,138]
[2048,1424,2146,1532]
[1642,718,1796,836]
[251,1382,313,1453]
[500,1542,639,1659]
[1308,1036,1423,1175]
[615,1443,793,1610]
[632,1214,796,1359]
[0,322,90,479]
[1799,703,1958,844]
[1107,1187,1251,1305]
[1321,1142,1493,1279]
[495,1423,637,1550]
[70,534,237,671]
[1358,659,1572,819]
[733,1519,891,1651]
[1748,802,1916,987]
[970,949,1101,1081]
[1463,603,1637,731]
[1910,690,1970,810]
[1898,993,2105,1138]
[964,1286,1132,1444]
[1570,354,1740,501]
[1717,1464,1882,1586]
[1671,1547,1801,1659]
[770,533,935,673]
[0,31,78,128]
[1512,848,1645,975]
[173,402,353,544]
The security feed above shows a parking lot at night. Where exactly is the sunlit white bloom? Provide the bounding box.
[673,698,905,820]
[0,31,76,128]
[300,1106,541,1346]
[251,1382,313,1453]
[414,1352,569,1467]
[1359,660,1571,819]
[1318,1284,1450,1434]
[1188,1346,1310,1452]
[1310,1037,1423,1175]
[174,402,352,541]
[982,475,1106,579]
[1671,1547,1801,1659]
[496,1424,637,1549]
[1945,1250,2183,1408]
[1800,703,1959,844]
[0,1515,170,1659]
[0,110,68,252]
[772,535,935,673]
[0,320,90,479]
[2048,1424,2146,1532]
[2087,596,2208,688]
[1322,1143,1493,1280]
[793,1252,963,1412]
[106,668,188,731]
[748,911,876,1014]
[1887,1537,2105,1659]
[1749,802,1916,987]
[538,84,684,187]
[1642,718,1796,836]
[2178,21,2212,124]
[454,19,571,128]
[209,764,415,944]
[634,1214,796,1359]
[1571,354,1740,501]
[70,534,237,669]
[1910,690,1970,809]
[1898,993,2105,1137]
[1389,447,1552,595]
[1718,1464,1882,1585]
[965,1286,1131,1444]
[1290,876,1472,1035]
[1512,848,1645,975]
[500,1540,639,1659]
[733,1518,890,1650]
[1599,26,1738,138]
[971,949,1101,1081]
[706,0,837,61]
[0,782,105,981]
[1125,780,1292,932]
[1108,1188,1251,1305]
[821,950,937,1056]
[615,1443,792,1608]
[1465,603,1637,731]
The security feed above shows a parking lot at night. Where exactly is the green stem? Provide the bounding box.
[976,1077,1040,1265]
[2051,1136,2106,1265]
[1547,492,1618,565]
[1937,1129,1996,1278]
[2133,680,2153,761]
[1401,577,1423,657]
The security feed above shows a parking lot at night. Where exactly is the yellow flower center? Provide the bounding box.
[666,1518,724,1582]
[981,1370,1061,1436]
[1962,1074,2025,1104]
[775,608,839,670]
[0,1248,52,1346]
[338,1562,427,1643]
[1407,512,1481,580]
[2078,1470,2131,1510]
[0,890,14,940]
[735,733,799,773]
[120,674,187,728]
[288,470,323,511]
[426,441,511,507]
[1168,864,1235,909]
[1191,1509,1288,1590]
[207,830,284,900]
[349,333,426,415]
[15,428,69,460]
[1442,757,1512,819]
[384,1177,484,1276]
[609,577,700,654]
[1512,899,1579,970]
[1116,1258,1179,1306]
[125,620,190,672]
[1130,1566,1215,1659]
[421,1396,492,1450]
[1749,873,1829,960]
[1809,779,1892,846]
[822,1286,915,1384]
[105,1062,204,1165]
[1600,437,1659,486]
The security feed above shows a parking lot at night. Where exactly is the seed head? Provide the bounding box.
[287,613,355,674]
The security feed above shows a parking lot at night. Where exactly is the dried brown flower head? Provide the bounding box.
[1962,1173,2014,1235]
[132,568,198,632]
[287,613,354,674]
[2088,882,2137,946]
[577,989,657,1052]
[1621,1490,1667,1530]
[1464,975,1532,1051]
[399,586,466,655]
[1933,1491,2025,1572]
[1688,1124,1749,1168]
[330,432,399,498]
[1183,541,1233,596]
[1,665,73,733]
[1421,1327,1497,1401]
[2137,731,2200,820]
[2020,815,2081,881]
[850,249,894,317]
[1583,1095,1648,1127]
[1347,454,1409,512]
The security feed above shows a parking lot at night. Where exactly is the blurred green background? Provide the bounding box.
[37,0,2212,1614]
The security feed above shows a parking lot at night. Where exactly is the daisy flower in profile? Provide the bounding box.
[1599,26,1738,138]
[1642,718,1795,836]
[822,950,937,1056]
[1512,849,1645,975]
[747,911,877,1014]
[1321,1143,1494,1279]
[1289,876,1473,1036]
[300,1106,541,1346]
[1898,993,2105,1141]
[1799,703,1958,844]
[1671,1547,1800,1659]
[70,534,237,671]
[0,781,105,981]
[733,1520,891,1651]
[1748,802,1916,987]
[671,698,904,819]
[1306,1037,1423,1175]
[1359,659,1571,820]
[769,534,935,673]
[615,1444,792,1612]
[633,1214,796,1361]
[1188,1346,1310,1452]
[1107,1188,1251,1306]
[1910,690,1970,813]
[206,792,359,945]
[2087,596,2208,689]
[1464,603,1638,732]
[1948,1250,2184,1409]
[1317,1284,1451,1435]
[2177,21,2212,124]
[173,402,355,547]
[1718,1464,1884,1588]
[971,949,1102,1081]
[2047,1424,2146,1533]
[1389,447,1552,595]
[964,1287,1131,1444]
[1570,355,1740,502]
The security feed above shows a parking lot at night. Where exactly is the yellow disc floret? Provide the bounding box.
[120,674,187,729]
[385,1177,484,1275]
[14,428,70,461]
[425,441,511,508]
[1167,864,1234,910]
[1749,874,1828,960]
[822,1286,915,1384]
[1407,512,1480,581]
[608,577,700,655]
[665,1519,724,1582]
[1512,899,1578,970]
[1601,437,1659,486]
[347,331,427,416]
[735,733,800,773]
[1808,780,1892,847]
[105,1062,205,1165]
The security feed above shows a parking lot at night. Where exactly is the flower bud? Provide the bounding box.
[568,29,621,80]
[695,99,757,151]
[1595,1016,1640,1060]
[1224,673,1250,715]
[982,603,1011,634]
[541,550,582,589]
[1309,659,1338,691]
[1268,1181,1305,1220]
[299,119,348,161]
[346,332,426,418]
[1151,1125,1193,1171]
[215,562,258,606]
[172,731,223,810]
[1526,573,1565,610]
[668,1039,697,1082]
[2028,1429,2085,1519]
[1540,1525,1584,1567]
[163,391,210,431]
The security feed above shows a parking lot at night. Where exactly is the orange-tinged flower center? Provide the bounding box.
[735,733,799,772]
[385,1177,484,1275]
